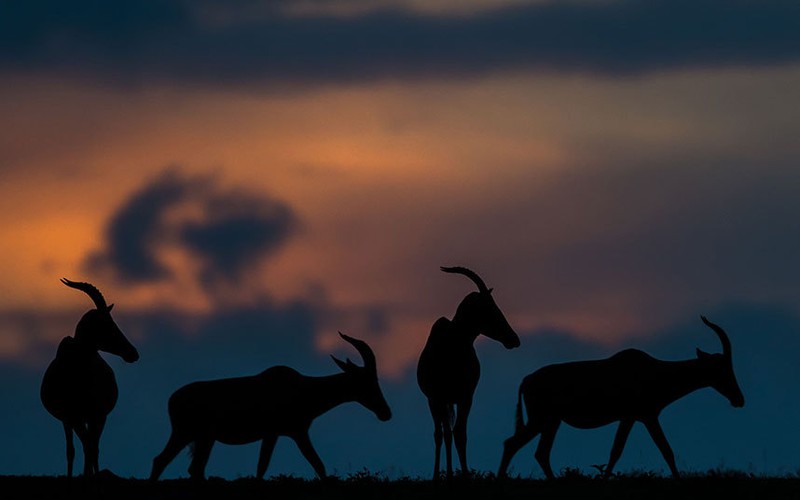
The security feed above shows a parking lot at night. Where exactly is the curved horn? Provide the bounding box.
[338,331,377,373]
[440,266,489,293]
[701,315,731,358]
[61,278,108,310]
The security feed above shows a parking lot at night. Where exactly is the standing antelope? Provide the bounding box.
[40,279,140,477]
[149,332,392,480]
[417,266,520,480]
[498,316,745,479]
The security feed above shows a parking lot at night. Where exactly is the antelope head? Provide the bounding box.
[442,266,520,349]
[697,315,744,408]
[331,332,392,422]
[62,278,140,363]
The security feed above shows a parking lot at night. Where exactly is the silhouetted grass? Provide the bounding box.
[2,470,800,499]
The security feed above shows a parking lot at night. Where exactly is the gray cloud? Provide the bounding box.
[86,168,298,286]
[1,1,799,87]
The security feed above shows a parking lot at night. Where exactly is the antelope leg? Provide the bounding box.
[644,419,680,478]
[605,419,634,478]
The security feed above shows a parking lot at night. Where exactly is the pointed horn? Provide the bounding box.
[338,331,376,373]
[701,315,731,358]
[440,266,489,293]
[61,278,108,310]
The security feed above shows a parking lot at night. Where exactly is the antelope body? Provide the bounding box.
[417,266,520,480]
[149,333,392,480]
[498,316,744,479]
[40,279,139,477]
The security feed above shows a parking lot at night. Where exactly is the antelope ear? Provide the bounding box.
[107,304,114,312]
[331,355,348,372]
[696,348,711,359]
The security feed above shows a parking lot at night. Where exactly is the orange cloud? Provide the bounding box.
[2,66,799,374]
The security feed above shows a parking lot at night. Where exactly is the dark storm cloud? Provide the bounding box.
[85,169,194,281]
[179,191,296,286]
[1,0,799,87]
[86,169,298,285]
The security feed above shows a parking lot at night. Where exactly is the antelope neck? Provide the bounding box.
[655,357,715,408]
[305,372,360,418]
[70,332,100,351]
[449,314,481,342]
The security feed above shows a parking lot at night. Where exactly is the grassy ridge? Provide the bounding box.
[2,471,800,500]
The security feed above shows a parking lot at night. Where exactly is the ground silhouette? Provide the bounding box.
[417,266,520,481]
[40,279,140,477]
[5,471,800,500]
[149,332,391,480]
[498,315,744,479]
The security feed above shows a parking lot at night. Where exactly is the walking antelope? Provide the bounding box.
[498,316,745,479]
[149,332,392,480]
[417,266,520,480]
[40,279,139,477]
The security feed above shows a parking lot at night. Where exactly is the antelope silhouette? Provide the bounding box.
[149,332,392,480]
[417,266,520,480]
[40,279,139,477]
[498,315,744,479]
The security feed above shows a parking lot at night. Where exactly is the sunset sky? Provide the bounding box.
[2,0,800,480]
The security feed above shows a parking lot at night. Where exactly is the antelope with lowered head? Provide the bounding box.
[498,315,744,479]
[417,266,520,480]
[40,279,140,477]
[149,332,392,480]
